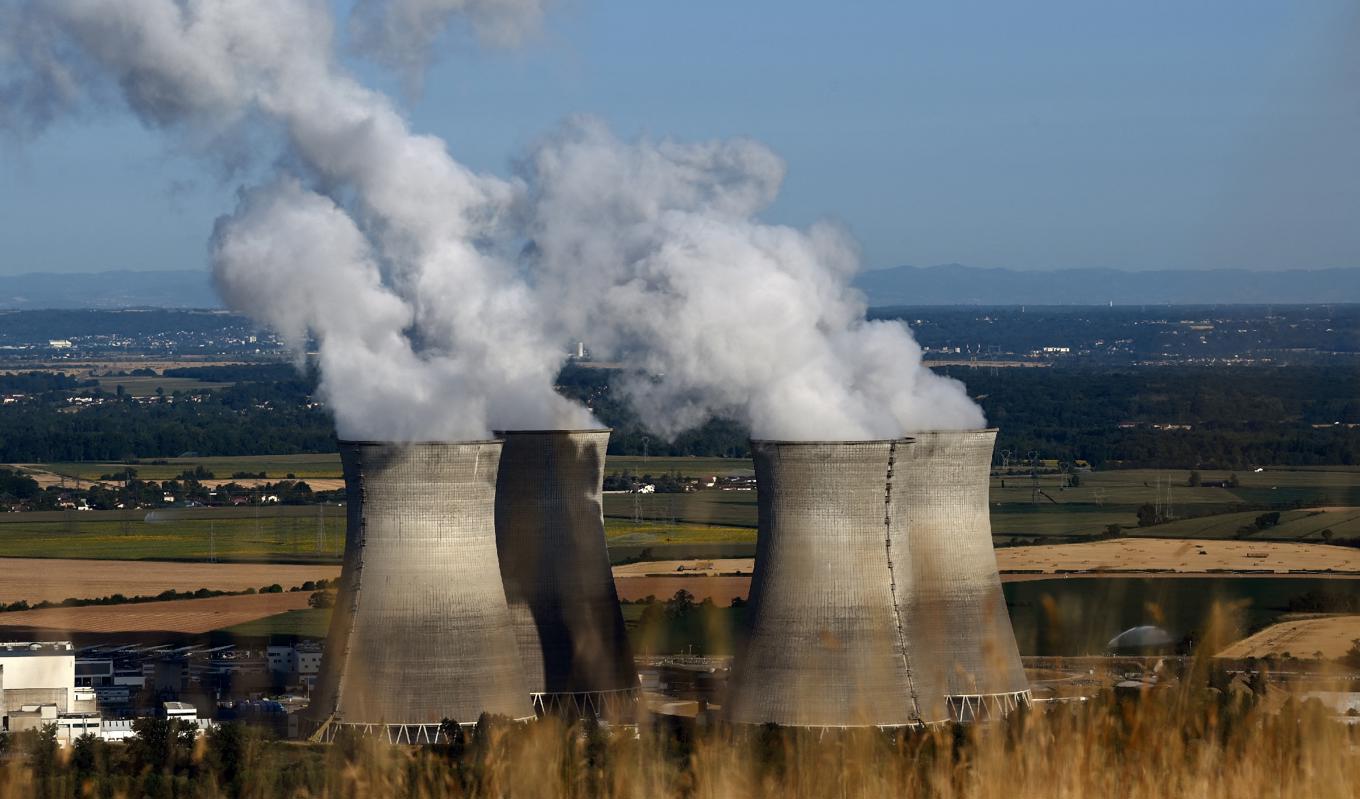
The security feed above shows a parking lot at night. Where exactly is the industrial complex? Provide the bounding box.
[6,431,1031,742]
[314,430,1029,735]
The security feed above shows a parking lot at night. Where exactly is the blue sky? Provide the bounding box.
[2,0,1358,276]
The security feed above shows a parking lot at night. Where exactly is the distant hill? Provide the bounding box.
[0,270,219,310]
[853,264,1360,306]
[5,265,1359,310]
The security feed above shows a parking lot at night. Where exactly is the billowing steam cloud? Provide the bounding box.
[1,0,592,441]
[0,0,984,442]
[516,120,985,439]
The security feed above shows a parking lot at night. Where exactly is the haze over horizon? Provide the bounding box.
[2,0,1358,278]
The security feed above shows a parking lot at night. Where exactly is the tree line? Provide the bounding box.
[2,363,1358,468]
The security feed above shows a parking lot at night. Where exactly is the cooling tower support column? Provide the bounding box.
[310,441,533,743]
[495,429,639,721]
[892,429,1030,722]
[727,440,920,728]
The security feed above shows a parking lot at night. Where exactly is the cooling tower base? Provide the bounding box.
[530,687,642,721]
[945,690,1033,723]
[315,716,537,745]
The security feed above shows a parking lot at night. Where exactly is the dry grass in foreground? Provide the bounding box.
[0,676,1356,798]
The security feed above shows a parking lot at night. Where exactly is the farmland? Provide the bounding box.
[8,566,1348,658]
[1128,506,1360,540]
[0,557,338,604]
[609,538,1360,586]
[28,453,755,483]
[995,537,1360,576]
[0,591,315,635]
[90,375,231,396]
[614,575,751,604]
[5,458,1360,566]
[0,505,346,562]
[28,453,343,482]
[1215,614,1360,660]
[605,463,1360,545]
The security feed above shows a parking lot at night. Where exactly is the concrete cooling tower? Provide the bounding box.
[309,441,533,743]
[726,440,919,728]
[495,430,639,720]
[893,429,1030,722]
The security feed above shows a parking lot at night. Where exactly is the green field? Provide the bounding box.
[603,490,757,528]
[604,519,756,546]
[36,453,343,481]
[8,460,1359,561]
[1128,507,1360,541]
[90,376,231,396]
[0,506,346,562]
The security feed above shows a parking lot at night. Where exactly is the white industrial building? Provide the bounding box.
[1,641,98,743]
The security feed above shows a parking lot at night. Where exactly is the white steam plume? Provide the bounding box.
[2,0,983,442]
[0,0,592,441]
[515,119,986,440]
[349,0,552,75]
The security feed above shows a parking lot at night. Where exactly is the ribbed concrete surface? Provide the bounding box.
[892,429,1028,721]
[494,430,638,702]
[311,441,533,728]
[726,440,918,727]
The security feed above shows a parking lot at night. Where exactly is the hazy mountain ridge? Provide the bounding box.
[0,270,220,309]
[3,265,1359,309]
[854,264,1360,306]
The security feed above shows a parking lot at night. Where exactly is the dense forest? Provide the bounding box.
[1,363,1358,468]
[557,364,1360,467]
[0,368,332,461]
[944,365,1360,468]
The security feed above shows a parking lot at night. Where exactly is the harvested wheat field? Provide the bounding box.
[613,559,754,602]
[611,538,1360,603]
[612,559,753,577]
[0,591,315,635]
[1216,614,1360,660]
[614,575,752,604]
[5,466,109,490]
[996,537,1360,576]
[0,558,339,604]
